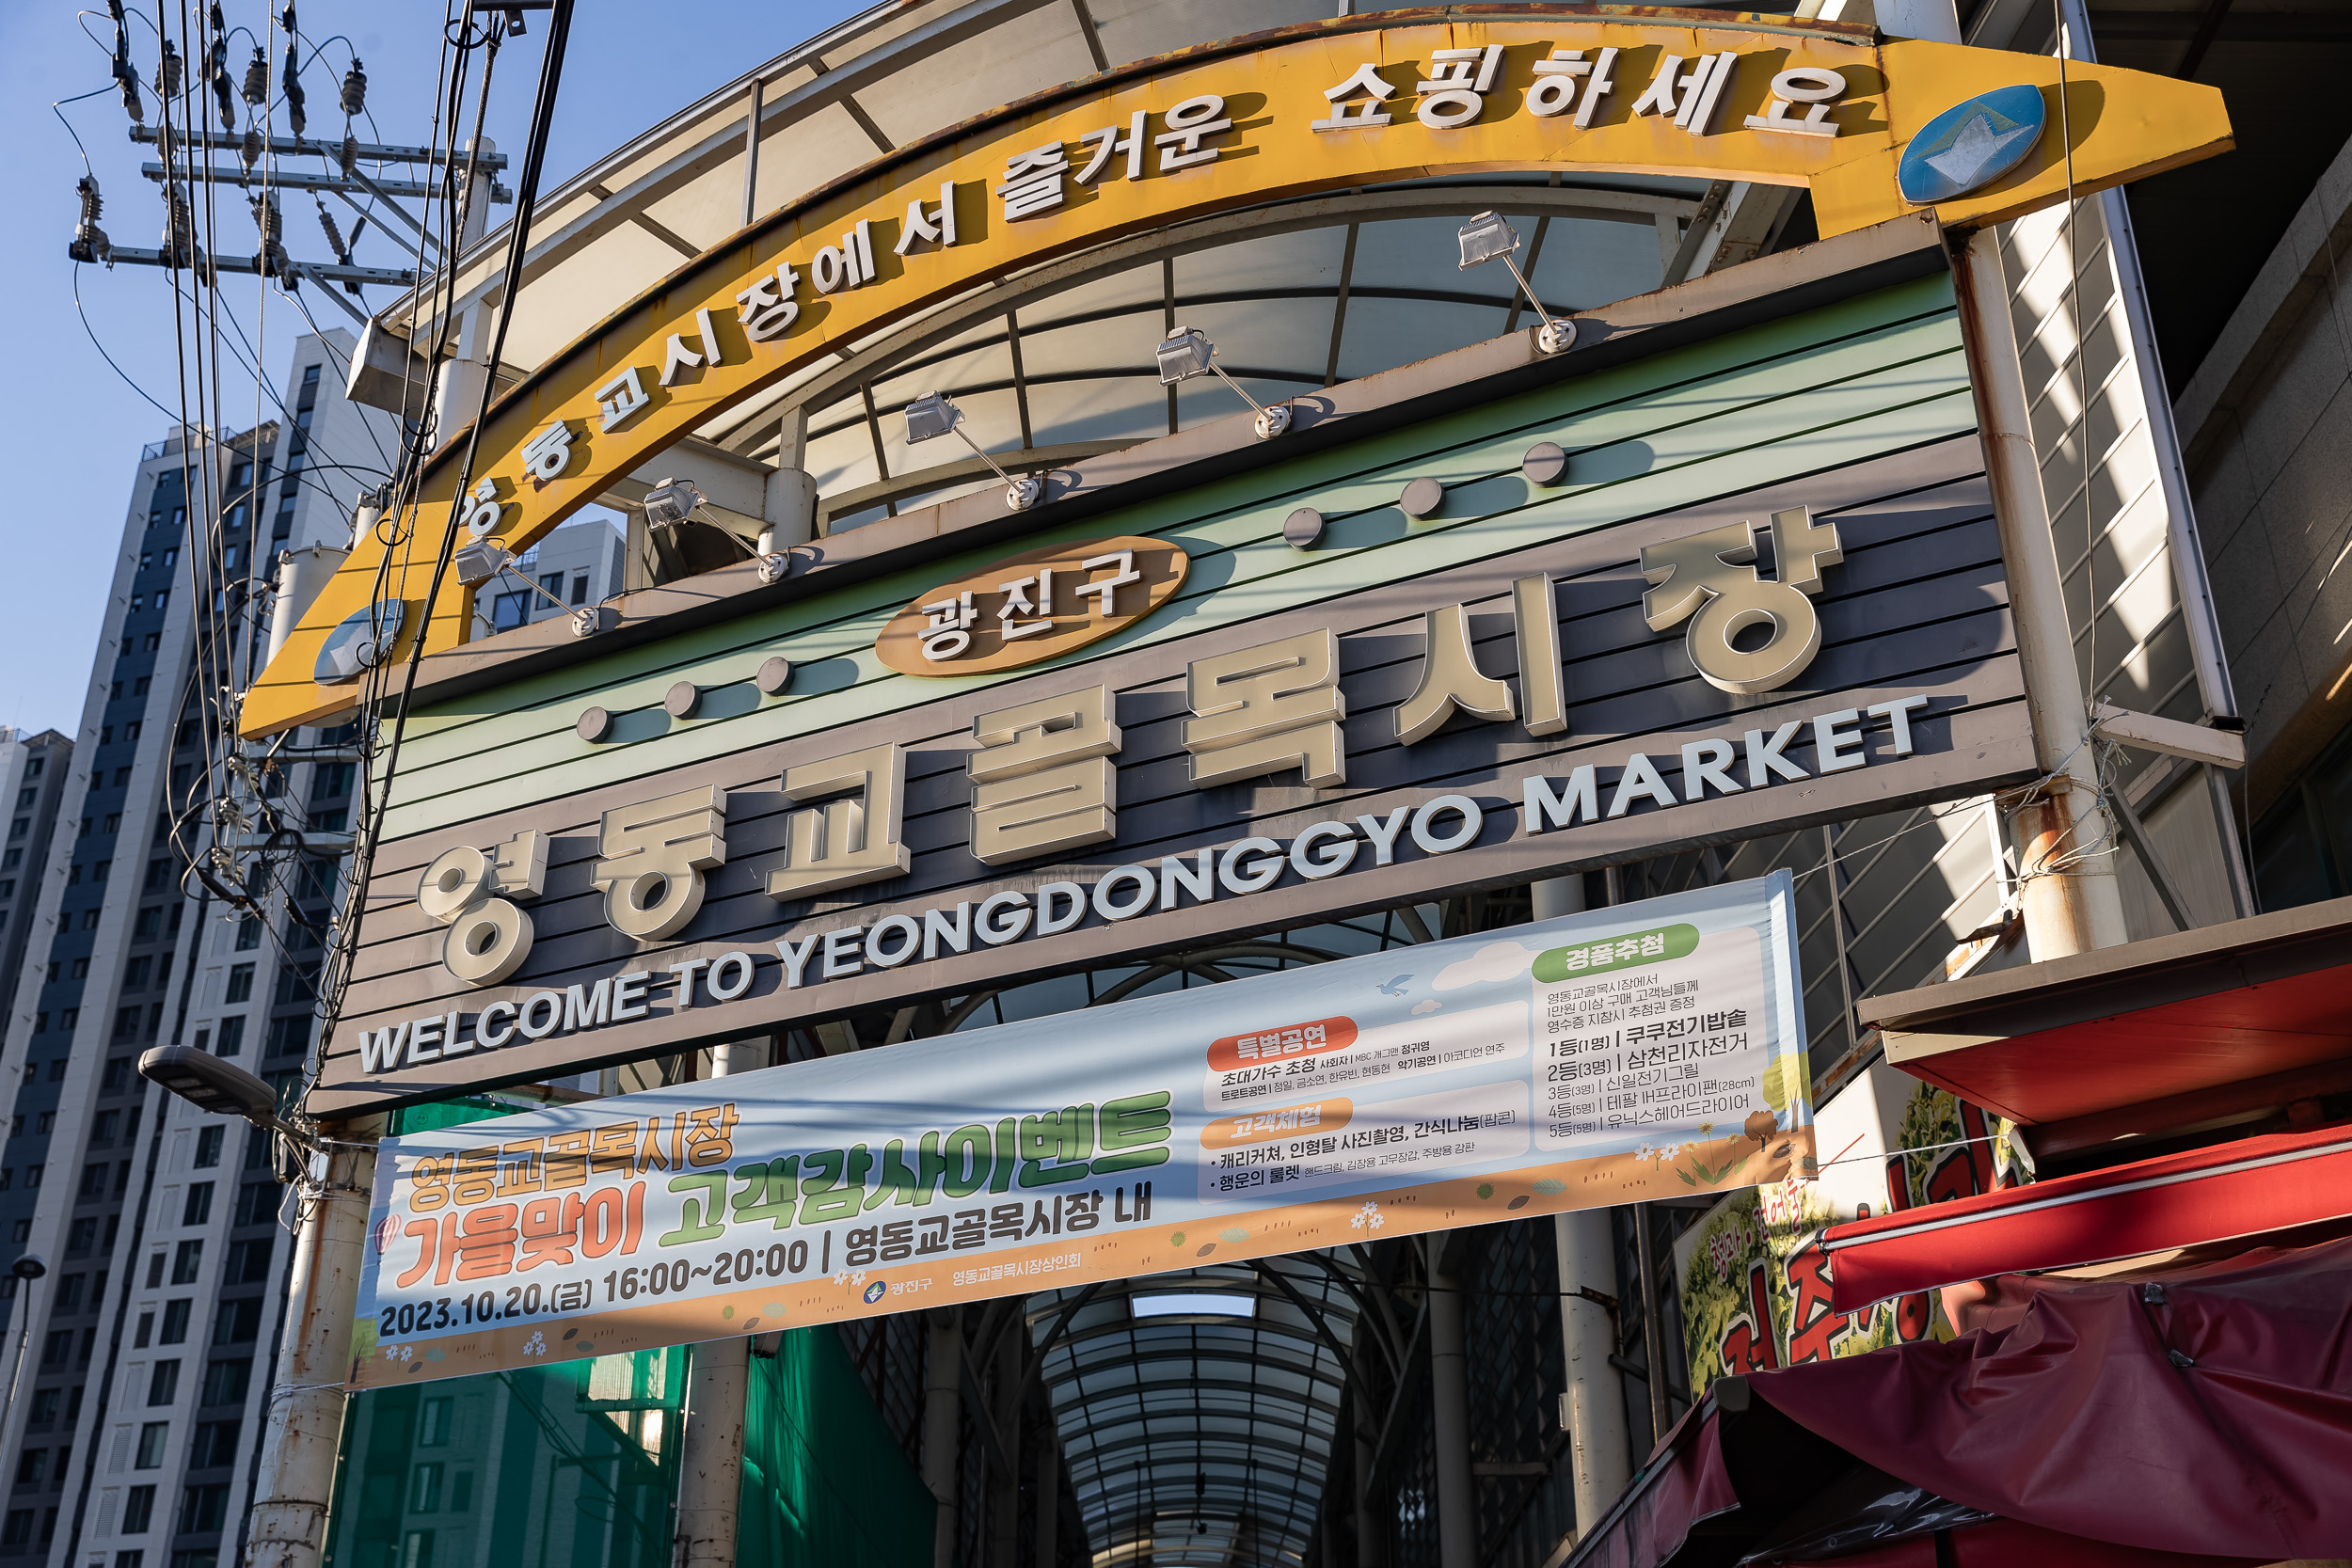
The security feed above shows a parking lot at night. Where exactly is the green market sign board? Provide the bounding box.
[354,880,1809,1386]
[316,226,2037,1117]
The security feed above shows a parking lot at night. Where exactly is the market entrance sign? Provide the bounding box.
[309,238,2034,1117]
[239,14,2228,737]
[351,878,1809,1387]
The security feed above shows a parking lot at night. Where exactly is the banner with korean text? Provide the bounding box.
[351,874,1810,1387]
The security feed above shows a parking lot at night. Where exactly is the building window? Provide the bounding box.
[232,1184,275,1227]
[233,918,261,951]
[213,1017,245,1058]
[146,1361,179,1406]
[176,1483,230,1535]
[13,1451,43,1487]
[66,1218,96,1256]
[40,1330,71,1367]
[160,1300,191,1345]
[121,1487,154,1535]
[223,966,253,1005]
[194,1127,223,1169]
[182,1183,213,1227]
[80,1164,107,1199]
[224,1238,270,1284]
[6,1509,38,1546]
[189,1421,238,1469]
[407,1464,443,1513]
[134,1424,167,1470]
[198,1361,249,1408]
[491,590,532,631]
[171,1241,202,1284]
[210,1299,261,1346]
[417,1397,453,1448]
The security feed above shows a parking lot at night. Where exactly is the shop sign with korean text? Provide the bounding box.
[240,14,2229,737]
[352,876,1811,1387]
[1672,1061,2034,1398]
[313,254,2037,1117]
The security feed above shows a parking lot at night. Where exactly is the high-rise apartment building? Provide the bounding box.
[0,731,75,1026]
[0,325,628,1568]
[0,336,389,1568]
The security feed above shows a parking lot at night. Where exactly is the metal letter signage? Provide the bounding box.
[238,16,2229,738]
[875,535,1188,676]
[309,241,2041,1117]
[351,878,1811,1387]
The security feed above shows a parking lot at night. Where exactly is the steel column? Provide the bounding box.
[1951,226,2131,960]
[926,1309,964,1568]
[1426,1235,1478,1568]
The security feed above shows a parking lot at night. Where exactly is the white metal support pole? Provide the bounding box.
[1426,1234,1478,1568]
[761,404,816,554]
[674,1050,748,1568]
[924,1310,963,1568]
[1951,226,2130,960]
[243,1140,373,1568]
[1531,875,1633,1540]
[1553,1211,1631,1532]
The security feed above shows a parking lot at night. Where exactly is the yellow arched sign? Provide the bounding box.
[242,10,2227,736]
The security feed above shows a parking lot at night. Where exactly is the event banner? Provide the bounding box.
[352,874,1811,1387]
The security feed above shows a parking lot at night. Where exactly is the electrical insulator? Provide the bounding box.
[338,133,358,177]
[250,190,283,245]
[282,40,306,135]
[316,202,348,262]
[162,183,194,266]
[341,57,366,119]
[111,11,142,122]
[156,38,181,96]
[241,123,262,175]
[211,55,235,130]
[243,45,267,105]
[70,176,112,265]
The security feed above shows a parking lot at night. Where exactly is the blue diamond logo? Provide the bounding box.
[1899,86,2047,205]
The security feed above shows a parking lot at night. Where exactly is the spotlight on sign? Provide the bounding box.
[902,391,1041,511]
[453,538,511,588]
[1154,326,1293,439]
[1456,211,1575,356]
[138,1044,285,1130]
[640,476,706,530]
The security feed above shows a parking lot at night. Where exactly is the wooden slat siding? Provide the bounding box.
[380,317,1966,827]
[373,277,1968,839]
[315,446,2036,1113]
[338,442,2005,964]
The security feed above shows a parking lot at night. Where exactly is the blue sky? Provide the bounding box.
[0,0,863,736]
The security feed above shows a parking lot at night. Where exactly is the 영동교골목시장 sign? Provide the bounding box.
[312,231,2042,1118]
[352,874,1809,1387]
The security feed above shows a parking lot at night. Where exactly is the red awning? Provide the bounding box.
[1818,1121,2352,1313]
[1563,1235,2352,1568]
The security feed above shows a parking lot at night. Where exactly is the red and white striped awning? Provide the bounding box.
[1820,1120,2352,1313]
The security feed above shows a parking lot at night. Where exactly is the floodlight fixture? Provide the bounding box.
[453,538,512,588]
[641,476,706,531]
[138,1044,286,1131]
[1153,326,1293,439]
[902,391,1042,511]
[1456,211,1577,355]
